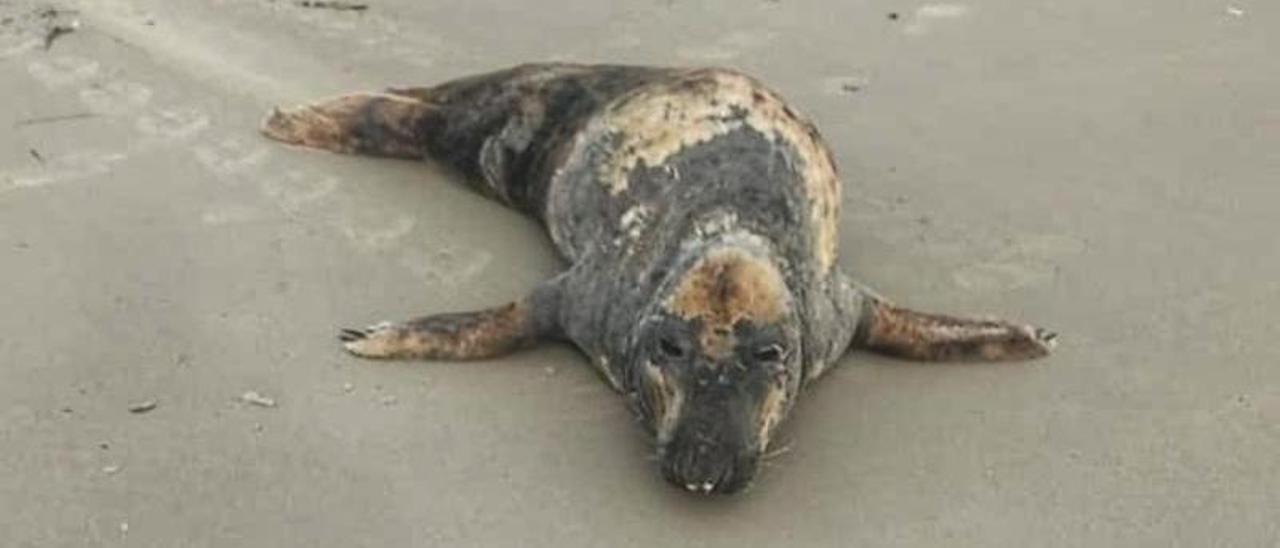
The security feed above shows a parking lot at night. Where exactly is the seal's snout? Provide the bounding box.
[659,424,760,495]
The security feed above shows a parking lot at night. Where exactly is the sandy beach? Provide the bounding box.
[2,0,1277,545]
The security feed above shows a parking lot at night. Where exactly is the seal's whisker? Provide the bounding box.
[762,443,792,461]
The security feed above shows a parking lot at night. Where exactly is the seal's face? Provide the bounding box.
[632,245,801,494]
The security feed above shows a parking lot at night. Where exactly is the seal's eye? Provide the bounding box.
[658,336,686,360]
[753,344,786,363]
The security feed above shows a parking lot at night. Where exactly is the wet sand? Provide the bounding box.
[2,0,1277,545]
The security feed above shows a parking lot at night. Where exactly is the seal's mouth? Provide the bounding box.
[657,440,760,495]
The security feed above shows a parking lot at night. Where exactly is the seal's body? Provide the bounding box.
[263,63,1056,494]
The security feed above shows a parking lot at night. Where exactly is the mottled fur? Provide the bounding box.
[262,63,1056,494]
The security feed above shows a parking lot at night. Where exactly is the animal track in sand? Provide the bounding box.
[200,203,262,226]
[339,215,417,250]
[951,233,1084,293]
[0,34,41,58]
[26,55,100,88]
[676,30,778,63]
[261,170,340,214]
[135,106,210,139]
[403,245,496,287]
[902,3,973,36]
[1,151,128,193]
[851,195,1082,293]
[193,137,272,177]
[79,80,154,115]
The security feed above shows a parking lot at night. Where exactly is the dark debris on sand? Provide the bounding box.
[295,1,369,11]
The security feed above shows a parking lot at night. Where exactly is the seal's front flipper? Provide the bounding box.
[261,93,434,159]
[847,291,1056,362]
[338,278,564,361]
[339,304,536,360]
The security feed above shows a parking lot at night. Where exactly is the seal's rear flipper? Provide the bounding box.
[338,276,565,361]
[261,93,435,159]
[849,295,1057,362]
[265,64,676,212]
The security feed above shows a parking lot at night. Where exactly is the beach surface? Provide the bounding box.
[1,0,1277,545]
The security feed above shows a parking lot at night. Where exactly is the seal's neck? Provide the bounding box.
[669,207,777,256]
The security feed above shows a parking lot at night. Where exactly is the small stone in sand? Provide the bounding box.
[240,391,277,408]
[102,465,120,475]
[128,400,158,414]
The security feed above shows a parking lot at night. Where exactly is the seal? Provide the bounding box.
[262,63,1057,494]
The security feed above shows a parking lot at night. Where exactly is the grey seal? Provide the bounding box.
[262,63,1056,494]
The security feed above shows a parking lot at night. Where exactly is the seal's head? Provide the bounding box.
[630,237,803,494]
